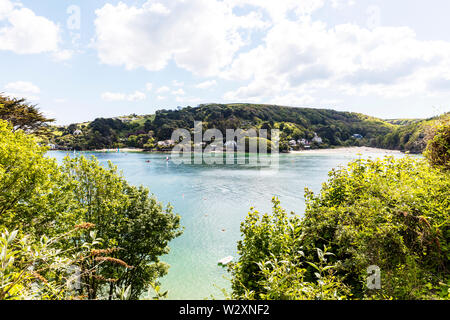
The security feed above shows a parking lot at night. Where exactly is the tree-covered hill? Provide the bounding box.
[375,114,449,153]
[46,103,447,153]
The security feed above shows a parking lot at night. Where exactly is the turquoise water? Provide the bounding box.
[48,150,406,299]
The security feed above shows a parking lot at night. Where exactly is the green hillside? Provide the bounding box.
[47,103,447,153]
[375,114,449,153]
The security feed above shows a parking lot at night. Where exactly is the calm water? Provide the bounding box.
[48,150,406,299]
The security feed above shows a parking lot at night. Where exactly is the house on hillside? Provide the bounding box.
[157,140,175,147]
[117,117,137,123]
[298,138,309,146]
[312,133,323,144]
[73,129,83,136]
[289,140,297,147]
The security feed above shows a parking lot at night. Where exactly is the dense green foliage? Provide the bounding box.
[150,104,393,145]
[425,116,450,169]
[0,120,182,300]
[49,104,446,154]
[376,114,449,153]
[60,156,182,299]
[230,155,449,299]
[49,104,400,151]
[0,227,102,300]
[229,199,351,300]
[230,158,449,300]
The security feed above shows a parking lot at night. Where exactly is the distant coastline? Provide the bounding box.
[86,146,405,155]
[93,147,145,153]
[289,146,404,155]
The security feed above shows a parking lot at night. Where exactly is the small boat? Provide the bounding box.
[218,256,233,266]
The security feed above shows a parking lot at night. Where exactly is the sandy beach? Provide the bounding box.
[93,148,144,153]
[290,146,403,155]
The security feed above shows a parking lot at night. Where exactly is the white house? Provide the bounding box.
[288,140,297,146]
[298,138,310,146]
[73,129,83,136]
[312,133,323,144]
[157,140,175,147]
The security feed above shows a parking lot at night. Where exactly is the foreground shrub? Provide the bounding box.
[425,116,450,170]
[0,120,182,299]
[230,156,449,300]
[0,227,102,300]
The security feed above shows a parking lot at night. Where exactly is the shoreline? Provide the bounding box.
[66,146,405,155]
[92,148,145,153]
[289,146,404,155]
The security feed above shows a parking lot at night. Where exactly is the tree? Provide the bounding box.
[0,119,183,299]
[0,95,54,136]
[229,156,449,300]
[425,115,450,169]
[61,156,183,299]
[228,198,349,300]
[0,120,67,236]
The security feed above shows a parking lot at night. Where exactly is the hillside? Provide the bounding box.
[47,103,446,153]
[375,114,449,153]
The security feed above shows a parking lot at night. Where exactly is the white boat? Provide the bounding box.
[218,256,233,265]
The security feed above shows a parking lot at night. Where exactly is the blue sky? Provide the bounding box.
[1,0,450,125]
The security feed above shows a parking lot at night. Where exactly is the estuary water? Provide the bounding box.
[48,149,406,299]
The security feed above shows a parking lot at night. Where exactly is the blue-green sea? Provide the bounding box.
[48,149,407,300]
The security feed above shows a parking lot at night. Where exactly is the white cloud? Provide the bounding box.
[157,95,166,100]
[195,80,217,89]
[5,81,40,94]
[171,88,185,96]
[128,91,146,101]
[229,0,325,22]
[156,86,170,93]
[222,13,450,103]
[52,49,73,61]
[144,2,170,15]
[93,0,267,76]
[330,0,355,9]
[0,0,61,55]
[3,80,40,100]
[77,0,450,108]
[101,90,146,102]
[0,0,14,19]
[145,83,153,91]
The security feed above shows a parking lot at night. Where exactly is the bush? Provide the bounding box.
[0,226,102,300]
[0,120,183,300]
[425,116,450,169]
[229,199,350,300]
[230,156,449,300]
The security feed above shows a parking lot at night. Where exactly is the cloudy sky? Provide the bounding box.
[1,0,450,124]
